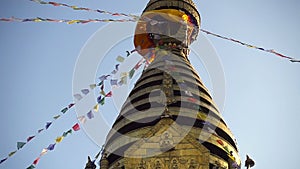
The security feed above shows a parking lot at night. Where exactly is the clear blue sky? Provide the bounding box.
[0,0,300,169]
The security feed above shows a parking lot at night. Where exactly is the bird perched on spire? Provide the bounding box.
[245,155,255,169]
[84,156,96,169]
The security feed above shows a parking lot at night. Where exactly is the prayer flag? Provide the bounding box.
[61,107,68,114]
[0,158,7,164]
[134,60,143,70]
[105,91,112,97]
[53,115,61,120]
[217,139,224,146]
[68,103,75,108]
[118,76,127,86]
[72,123,80,131]
[193,105,200,110]
[187,97,197,103]
[99,97,105,105]
[63,129,73,137]
[99,75,109,81]
[116,56,125,62]
[110,79,118,86]
[67,20,79,24]
[27,136,35,142]
[100,90,106,96]
[40,148,48,156]
[87,111,94,119]
[8,150,17,157]
[38,128,44,133]
[126,51,130,57]
[93,104,99,112]
[26,165,35,169]
[120,72,128,77]
[224,145,230,153]
[97,81,104,86]
[45,122,52,129]
[185,91,193,96]
[97,96,102,104]
[115,64,120,71]
[111,70,117,74]
[55,136,64,143]
[100,82,104,90]
[17,142,26,150]
[81,89,89,95]
[47,144,56,151]
[33,157,40,165]
[89,84,97,90]
[78,115,87,124]
[129,68,135,79]
[74,94,83,101]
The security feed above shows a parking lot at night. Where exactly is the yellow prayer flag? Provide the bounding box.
[34,18,42,22]
[120,72,128,77]
[93,104,99,112]
[55,136,64,143]
[8,150,17,157]
[89,84,97,90]
[67,20,79,24]
[100,90,106,96]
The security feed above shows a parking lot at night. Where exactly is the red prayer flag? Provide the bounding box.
[217,139,224,146]
[187,97,197,103]
[33,157,40,165]
[27,136,35,142]
[72,123,80,131]
[68,103,75,108]
[105,91,112,97]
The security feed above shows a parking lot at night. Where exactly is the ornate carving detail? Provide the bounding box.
[137,159,147,169]
[171,158,179,169]
[212,160,226,169]
[179,158,188,164]
[159,131,174,151]
[153,159,163,169]
[188,158,199,169]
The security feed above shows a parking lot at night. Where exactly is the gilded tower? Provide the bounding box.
[100,0,241,168]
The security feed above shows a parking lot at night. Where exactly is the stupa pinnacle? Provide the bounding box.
[98,0,241,168]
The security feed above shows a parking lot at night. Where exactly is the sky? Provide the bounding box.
[0,0,300,169]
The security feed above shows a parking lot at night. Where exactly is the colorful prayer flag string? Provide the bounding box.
[30,0,140,21]
[0,17,136,24]
[200,29,300,63]
[26,122,81,168]
[0,101,75,165]
[0,50,143,166]
[25,52,145,168]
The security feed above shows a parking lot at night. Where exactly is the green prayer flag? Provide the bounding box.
[53,115,61,120]
[61,107,68,114]
[129,68,135,79]
[97,81,103,86]
[224,145,230,153]
[100,97,105,105]
[26,164,35,169]
[63,129,73,137]
[17,142,26,150]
